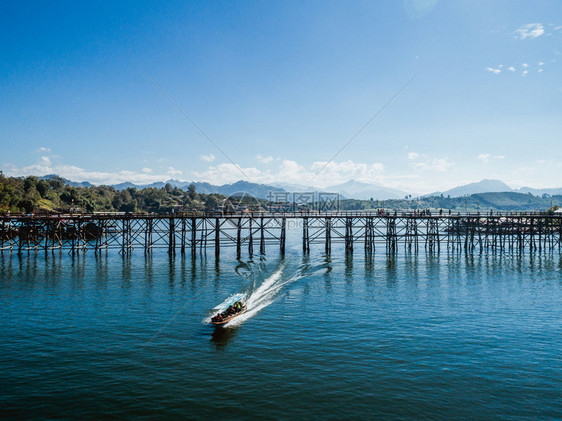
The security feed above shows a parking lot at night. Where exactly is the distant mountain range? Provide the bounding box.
[41,175,94,188]
[425,179,513,198]
[325,180,407,200]
[272,180,407,200]
[517,186,562,196]
[40,175,284,200]
[38,174,562,201]
[426,179,562,198]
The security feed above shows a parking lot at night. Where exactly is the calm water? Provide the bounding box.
[1,240,561,419]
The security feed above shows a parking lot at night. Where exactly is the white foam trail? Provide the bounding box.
[209,257,330,327]
[204,264,287,326]
[227,262,305,327]
[246,262,286,308]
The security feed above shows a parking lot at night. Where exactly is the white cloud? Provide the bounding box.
[192,163,268,186]
[486,67,501,74]
[40,156,52,166]
[192,159,386,188]
[4,159,183,185]
[411,158,453,172]
[408,152,419,160]
[478,154,491,163]
[36,147,51,153]
[522,70,529,76]
[508,66,516,72]
[522,63,529,68]
[309,160,385,185]
[538,61,545,66]
[6,153,388,189]
[538,69,544,73]
[256,154,274,163]
[515,23,544,39]
[478,154,505,163]
[201,154,215,162]
[167,167,182,177]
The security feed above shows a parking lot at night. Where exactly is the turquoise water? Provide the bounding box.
[1,243,561,419]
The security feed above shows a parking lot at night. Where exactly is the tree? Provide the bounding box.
[23,176,37,193]
[205,195,219,212]
[188,184,198,200]
[36,180,50,198]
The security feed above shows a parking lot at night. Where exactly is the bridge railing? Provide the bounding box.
[1,210,561,220]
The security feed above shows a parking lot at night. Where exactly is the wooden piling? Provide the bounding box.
[303,217,309,253]
[236,218,242,259]
[215,217,220,258]
[280,217,286,256]
[260,216,265,255]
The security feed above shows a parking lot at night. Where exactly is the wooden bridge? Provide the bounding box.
[1,211,561,257]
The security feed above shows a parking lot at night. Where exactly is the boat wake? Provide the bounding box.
[205,256,333,327]
[226,262,292,327]
[224,257,333,327]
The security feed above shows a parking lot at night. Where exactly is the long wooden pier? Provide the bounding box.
[1,211,561,256]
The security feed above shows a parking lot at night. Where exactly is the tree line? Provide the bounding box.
[0,175,228,214]
[1,174,559,214]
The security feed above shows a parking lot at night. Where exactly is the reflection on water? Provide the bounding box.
[210,325,239,349]
[1,248,561,419]
[2,249,562,293]
[323,254,333,293]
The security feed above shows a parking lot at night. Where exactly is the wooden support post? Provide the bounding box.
[558,218,562,251]
[248,217,253,255]
[148,218,154,255]
[345,217,353,253]
[100,220,106,255]
[169,216,175,256]
[260,216,265,255]
[302,217,309,253]
[44,221,50,255]
[191,218,197,257]
[181,218,186,255]
[236,218,242,259]
[203,218,207,252]
[325,217,331,254]
[0,220,4,254]
[364,217,369,253]
[76,220,81,254]
[435,219,441,253]
[529,217,535,251]
[537,219,542,253]
[120,218,125,255]
[215,217,220,258]
[280,217,286,256]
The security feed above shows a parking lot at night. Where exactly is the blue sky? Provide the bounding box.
[1,0,561,193]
